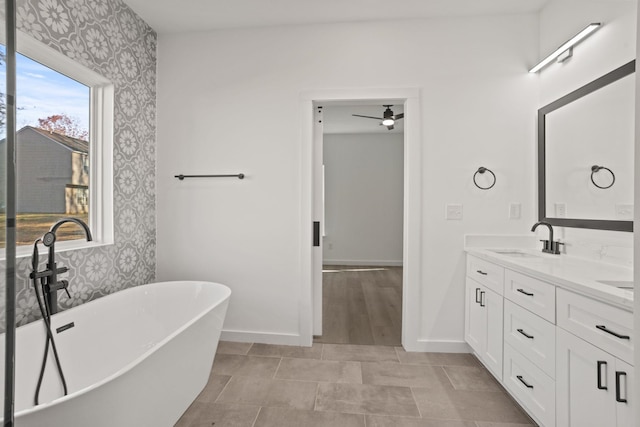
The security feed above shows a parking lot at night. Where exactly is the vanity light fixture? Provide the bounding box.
[529,23,602,73]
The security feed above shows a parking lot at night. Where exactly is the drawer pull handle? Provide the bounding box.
[475,288,481,304]
[596,325,630,340]
[476,270,488,276]
[517,375,534,389]
[516,288,534,297]
[615,371,628,403]
[597,361,608,390]
[480,291,485,307]
[517,329,534,339]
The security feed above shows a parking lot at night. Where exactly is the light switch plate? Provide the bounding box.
[554,203,567,218]
[446,204,463,220]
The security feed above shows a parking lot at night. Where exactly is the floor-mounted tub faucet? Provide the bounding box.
[531,221,563,255]
[31,217,93,315]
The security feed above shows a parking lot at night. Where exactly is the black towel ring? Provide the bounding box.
[590,165,615,189]
[473,167,496,190]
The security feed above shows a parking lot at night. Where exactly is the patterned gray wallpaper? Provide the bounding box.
[1,0,156,329]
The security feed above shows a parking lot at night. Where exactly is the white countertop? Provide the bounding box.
[466,247,633,311]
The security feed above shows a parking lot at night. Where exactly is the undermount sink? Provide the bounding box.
[490,249,542,259]
[596,280,634,291]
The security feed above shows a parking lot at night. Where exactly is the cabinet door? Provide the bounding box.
[557,328,617,427]
[615,359,633,427]
[483,287,503,380]
[465,278,485,355]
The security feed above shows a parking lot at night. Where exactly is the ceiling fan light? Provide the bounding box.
[382,118,395,126]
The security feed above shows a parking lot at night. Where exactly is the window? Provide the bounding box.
[0,36,113,254]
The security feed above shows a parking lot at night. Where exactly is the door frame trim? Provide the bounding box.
[299,87,423,350]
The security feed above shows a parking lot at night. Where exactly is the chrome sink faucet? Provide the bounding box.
[531,221,563,255]
[30,218,93,315]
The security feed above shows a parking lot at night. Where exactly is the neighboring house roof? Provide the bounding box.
[20,126,88,154]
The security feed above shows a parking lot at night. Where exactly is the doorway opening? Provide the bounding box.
[314,102,404,346]
[301,87,421,351]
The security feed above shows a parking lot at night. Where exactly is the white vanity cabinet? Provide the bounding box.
[464,251,634,427]
[465,277,503,380]
[502,270,556,426]
[465,256,505,380]
[556,289,634,427]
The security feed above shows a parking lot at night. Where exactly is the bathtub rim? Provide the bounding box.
[7,280,231,419]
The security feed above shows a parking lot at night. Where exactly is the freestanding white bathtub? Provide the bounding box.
[0,280,231,426]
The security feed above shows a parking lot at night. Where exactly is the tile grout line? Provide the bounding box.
[250,406,263,427]
[273,356,284,380]
[393,346,401,364]
[212,373,233,404]
[245,342,254,355]
[408,386,423,418]
[313,382,320,411]
[440,365,458,390]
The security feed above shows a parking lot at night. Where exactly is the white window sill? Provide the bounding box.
[1,240,113,262]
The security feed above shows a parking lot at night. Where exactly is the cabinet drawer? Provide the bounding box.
[504,300,555,378]
[467,255,504,295]
[504,343,555,427]
[557,288,633,365]
[504,270,555,323]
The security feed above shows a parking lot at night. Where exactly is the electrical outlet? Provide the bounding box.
[555,203,567,218]
[509,203,521,220]
[446,204,463,220]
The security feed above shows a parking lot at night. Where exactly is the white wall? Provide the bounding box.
[539,0,637,105]
[322,133,403,266]
[156,14,540,346]
[633,2,640,419]
[538,0,636,266]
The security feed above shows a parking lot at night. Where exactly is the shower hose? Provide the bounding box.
[30,238,68,406]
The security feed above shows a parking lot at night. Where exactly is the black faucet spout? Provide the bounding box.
[50,217,93,240]
[531,221,563,255]
[42,218,92,315]
[531,221,554,243]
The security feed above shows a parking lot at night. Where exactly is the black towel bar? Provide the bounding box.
[175,174,245,180]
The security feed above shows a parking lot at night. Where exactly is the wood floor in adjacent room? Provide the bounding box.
[314,265,402,346]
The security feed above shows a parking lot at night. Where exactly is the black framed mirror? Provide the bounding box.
[538,60,635,232]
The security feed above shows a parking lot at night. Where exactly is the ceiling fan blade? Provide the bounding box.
[393,113,404,120]
[387,124,395,130]
[352,114,383,120]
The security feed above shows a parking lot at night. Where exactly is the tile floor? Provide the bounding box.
[175,341,537,427]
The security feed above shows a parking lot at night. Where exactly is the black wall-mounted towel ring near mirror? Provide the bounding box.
[590,165,615,189]
[473,167,496,190]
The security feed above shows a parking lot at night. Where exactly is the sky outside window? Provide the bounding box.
[0,44,89,139]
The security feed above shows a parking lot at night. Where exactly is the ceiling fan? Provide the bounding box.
[352,105,404,130]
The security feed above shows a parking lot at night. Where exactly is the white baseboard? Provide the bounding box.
[403,339,471,353]
[322,259,403,267]
[220,331,469,353]
[220,329,308,346]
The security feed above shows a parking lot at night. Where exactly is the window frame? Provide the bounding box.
[5,33,114,259]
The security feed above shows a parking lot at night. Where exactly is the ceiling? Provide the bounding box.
[123,0,551,34]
